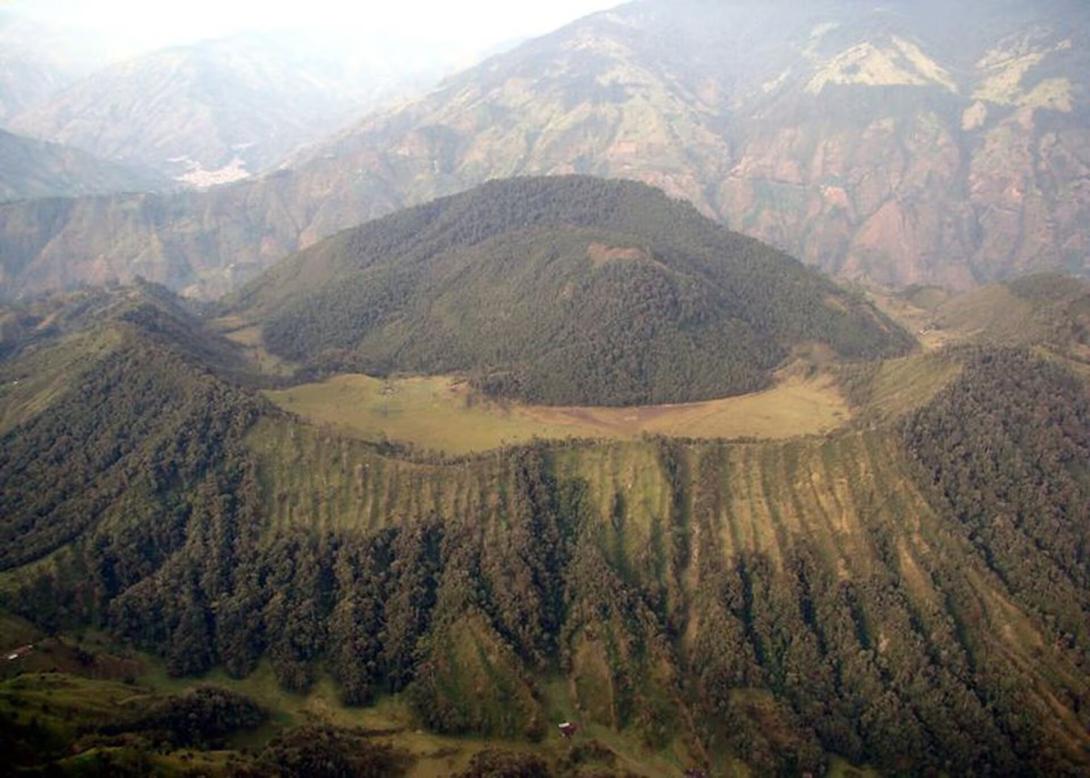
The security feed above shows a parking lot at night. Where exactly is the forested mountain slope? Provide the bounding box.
[1,0,1088,300]
[1,281,1089,775]
[0,284,257,570]
[229,176,911,405]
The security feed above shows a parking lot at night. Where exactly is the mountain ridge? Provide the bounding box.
[7,35,390,184]
[1,0,1088,300]
[0,128,170,203]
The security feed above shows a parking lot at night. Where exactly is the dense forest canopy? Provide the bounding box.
[231,176,912,405]
[2,280,1090,775]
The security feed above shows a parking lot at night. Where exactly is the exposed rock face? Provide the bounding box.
[1,0,1088,299]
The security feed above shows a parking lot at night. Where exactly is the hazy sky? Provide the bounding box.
[3,0,624,57]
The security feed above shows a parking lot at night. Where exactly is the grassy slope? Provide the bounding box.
[250,413,1084,673]
[869,274,1090,359]
[213,314,299,377]
[835,351,963,425]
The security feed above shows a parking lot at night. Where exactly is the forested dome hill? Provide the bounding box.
[230,176,912,406]
[2,282,1090,775]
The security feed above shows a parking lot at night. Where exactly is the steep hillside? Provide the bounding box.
[6,31,474,186]
[0,187,265,299]
[2,0,1088,300]
[283,0,1090,288]
[1,297,1088,774]
[0,282,249,432]
[276,0,1090,288]
[230,177,910,405]
[0,129,168,203]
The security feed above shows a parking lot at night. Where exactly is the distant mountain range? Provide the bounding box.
[5,32,475,185]
[0,12,104,124]
[0,128,169,202]
[1,0,1088,300]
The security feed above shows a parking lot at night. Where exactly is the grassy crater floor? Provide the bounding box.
[265,371,851,455]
